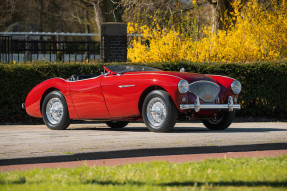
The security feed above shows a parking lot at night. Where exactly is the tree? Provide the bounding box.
[207,0,234,34]
[91,0,185,32]
[0,0,17,30]
[92,0,124,31]
[206,0,262,34]
[68,0,95,33]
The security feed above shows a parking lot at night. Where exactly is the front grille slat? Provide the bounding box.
[189,81,220,103]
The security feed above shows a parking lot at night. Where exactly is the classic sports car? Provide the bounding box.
[23,65,241,132]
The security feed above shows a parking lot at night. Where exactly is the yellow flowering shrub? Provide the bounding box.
[128,23,183,62]
[128,0,287,62]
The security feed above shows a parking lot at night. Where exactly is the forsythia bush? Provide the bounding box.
[128,0,287,62]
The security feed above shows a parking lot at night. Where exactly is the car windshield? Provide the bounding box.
[105,65,160,74]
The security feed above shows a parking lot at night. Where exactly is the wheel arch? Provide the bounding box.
[138,85,173,114]
[40,87,61,111]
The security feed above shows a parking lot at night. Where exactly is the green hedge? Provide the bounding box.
[0,62,286,122]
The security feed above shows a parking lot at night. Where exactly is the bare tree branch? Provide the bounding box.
[0,0,17,26]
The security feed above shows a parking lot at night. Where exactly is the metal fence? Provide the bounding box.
[0,32,141,63]
[0,32,101,63]
[0,36,12,63]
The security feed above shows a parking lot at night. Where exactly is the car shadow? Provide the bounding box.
[173,127,287,133]
[68,127,149,132]
[68,126,287,133]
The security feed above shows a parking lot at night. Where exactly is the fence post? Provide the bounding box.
[100,22,127,62]
[25,35,32,62]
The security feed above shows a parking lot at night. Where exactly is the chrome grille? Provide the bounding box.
[189,81,220,103]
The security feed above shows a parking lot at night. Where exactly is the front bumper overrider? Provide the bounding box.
[180,96,241,112]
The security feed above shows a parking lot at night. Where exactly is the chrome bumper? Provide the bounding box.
[180,96,241,112]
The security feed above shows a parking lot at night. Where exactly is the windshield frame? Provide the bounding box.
[104,65,161,74]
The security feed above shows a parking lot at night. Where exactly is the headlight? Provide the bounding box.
[178,79,189,94]
[231,80,241,94]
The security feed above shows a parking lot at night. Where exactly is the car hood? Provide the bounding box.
[151,71,216,84]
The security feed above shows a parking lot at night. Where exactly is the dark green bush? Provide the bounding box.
[0,61,286,122]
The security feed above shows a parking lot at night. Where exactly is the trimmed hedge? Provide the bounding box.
[0,62,286,122]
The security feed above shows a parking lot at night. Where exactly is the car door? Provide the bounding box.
[101,73,142,118]
[69,75,110,119]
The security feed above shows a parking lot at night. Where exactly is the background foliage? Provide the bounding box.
[0,61,286,123]
[128,0,287,63]
[0,0,212,33]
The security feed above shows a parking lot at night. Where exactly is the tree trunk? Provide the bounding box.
[208,0,245,34]
[84,5,91,60]
[208,0,226,34]
[93,0,104,31]
[92,0,123,32]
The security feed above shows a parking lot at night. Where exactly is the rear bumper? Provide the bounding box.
[180,96,241,112]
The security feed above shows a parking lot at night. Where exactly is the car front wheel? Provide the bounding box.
[42,91,71,130]
[142,90,178,132]
[202,111,235,130]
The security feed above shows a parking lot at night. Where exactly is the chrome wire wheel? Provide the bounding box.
[42,91,70,130]
[45,97,64,125]
[142,90,177,132]
[146,97,167,128]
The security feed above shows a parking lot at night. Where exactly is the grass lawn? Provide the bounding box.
[1,155,287,191]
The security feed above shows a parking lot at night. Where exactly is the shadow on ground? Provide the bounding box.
[83,180,287,188]
[1,143,287,166]
[67,126,287,134]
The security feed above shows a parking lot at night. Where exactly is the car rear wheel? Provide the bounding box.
[202,111,235,130]
[142,90,178,132]
[42,91,71,130]
[106,121,129,128]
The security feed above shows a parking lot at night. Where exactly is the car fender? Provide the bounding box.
[136,73,183,112]
[207,74,238,102]
[25,78,78,118]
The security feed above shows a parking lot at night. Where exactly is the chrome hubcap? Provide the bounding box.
[147,97,167,128]
[46,98,63,125]
[208,112,224,124]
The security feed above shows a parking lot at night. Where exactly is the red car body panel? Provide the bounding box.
[25,78,78,119]
[25,67,239,121]
[69,76,110,119]
[101,74,143,118]
[207,75,238,104]
[101,72,183,118]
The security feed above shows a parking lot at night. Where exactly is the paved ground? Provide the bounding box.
[0,122,286,165]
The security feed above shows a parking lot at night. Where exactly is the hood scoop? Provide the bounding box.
[189,81,220,103]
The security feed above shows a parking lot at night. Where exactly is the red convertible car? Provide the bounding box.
[23,65,241,132]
